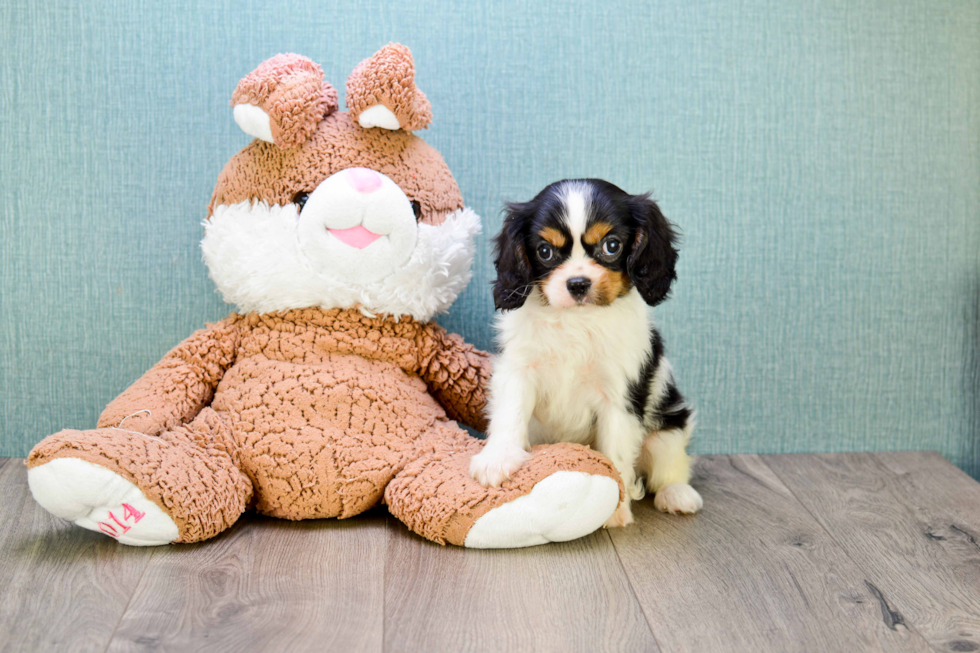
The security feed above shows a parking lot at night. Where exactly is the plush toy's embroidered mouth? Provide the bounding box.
[328,225,383,249]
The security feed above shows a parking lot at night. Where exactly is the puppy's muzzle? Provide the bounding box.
[566,276,592,300]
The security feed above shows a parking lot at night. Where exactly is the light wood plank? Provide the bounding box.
[384,520,658,653]
[609,454,933,653]
[0,458,153,653]
[766,452,980,653]
[107,509,387,653]
[5,452,978,653]
[875,451,980,520]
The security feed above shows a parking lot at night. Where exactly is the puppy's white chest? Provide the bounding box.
[534,350,607,398]
[496,291,651,444]
[525,328,616,444]
[532,380,603,444]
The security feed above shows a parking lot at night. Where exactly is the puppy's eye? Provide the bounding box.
[293,192,310,211]
[537,243,555,262]
[601,237,622,257]
[411,200,423,221]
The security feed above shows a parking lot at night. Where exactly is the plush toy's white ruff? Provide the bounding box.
[202,203,481,321]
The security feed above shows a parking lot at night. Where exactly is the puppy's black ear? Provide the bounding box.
[627,194,679,307]
[492,201,535,310]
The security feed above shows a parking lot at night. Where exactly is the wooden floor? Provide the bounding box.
[2,452,979,652]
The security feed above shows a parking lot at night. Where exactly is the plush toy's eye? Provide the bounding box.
[411,200,422,221]
[537,243,555,262]
[601,237,622,257]
[293,192,310,211]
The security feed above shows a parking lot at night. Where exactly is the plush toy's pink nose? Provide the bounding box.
[347,167,382,194]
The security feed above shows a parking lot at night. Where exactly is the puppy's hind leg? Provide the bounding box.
[639,418,703,515]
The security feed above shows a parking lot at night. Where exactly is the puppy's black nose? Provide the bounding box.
[566,277,592,299]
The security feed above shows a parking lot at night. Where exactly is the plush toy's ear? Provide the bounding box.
[346,43,432,131]
[626,194,679,307]
[492,201,536,311]
[231,54,338,149]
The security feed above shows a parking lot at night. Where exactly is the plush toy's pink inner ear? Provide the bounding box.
[346,43,432,132]
[231,53,338,148]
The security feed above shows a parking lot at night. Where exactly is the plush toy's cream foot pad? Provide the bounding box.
[464,471,620,549]
[385,436,625,548]
[27,458,179,546]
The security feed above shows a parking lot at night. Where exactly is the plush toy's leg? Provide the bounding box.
[385,422,623,548]
[27,408,252,546]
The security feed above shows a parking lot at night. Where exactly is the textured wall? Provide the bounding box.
[1,0,978,475]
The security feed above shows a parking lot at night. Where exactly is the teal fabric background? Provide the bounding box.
[1,0,978,475]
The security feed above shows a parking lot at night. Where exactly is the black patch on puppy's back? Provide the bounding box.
[627,328,664,421]
[657,381,693,431]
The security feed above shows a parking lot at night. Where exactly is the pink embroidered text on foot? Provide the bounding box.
[97,503,145,538]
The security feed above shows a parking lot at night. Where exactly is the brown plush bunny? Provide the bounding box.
[26,44,624,548]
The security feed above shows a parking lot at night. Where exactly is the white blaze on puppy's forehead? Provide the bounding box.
[558,182,592,258]
[232,104,274,143]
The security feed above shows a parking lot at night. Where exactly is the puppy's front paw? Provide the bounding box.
[603,500,634,528]
[654,483,703,515]
[469,445,532,487]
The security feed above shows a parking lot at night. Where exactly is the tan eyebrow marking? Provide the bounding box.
[539,227,567,248]
[583,222,613,245]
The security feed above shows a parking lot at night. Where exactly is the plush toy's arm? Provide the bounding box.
[417,323,492,433]
[96,316,242,436]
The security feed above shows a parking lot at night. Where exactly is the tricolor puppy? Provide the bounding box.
[469,179,702,527]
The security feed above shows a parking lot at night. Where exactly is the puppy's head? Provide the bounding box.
[492,179,678,310]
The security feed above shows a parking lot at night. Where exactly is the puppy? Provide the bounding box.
[469,179,702,527]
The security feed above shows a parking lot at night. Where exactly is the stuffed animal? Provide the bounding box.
[26,44,623,548]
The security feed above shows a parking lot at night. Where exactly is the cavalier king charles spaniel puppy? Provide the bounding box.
[469,179,702,527]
